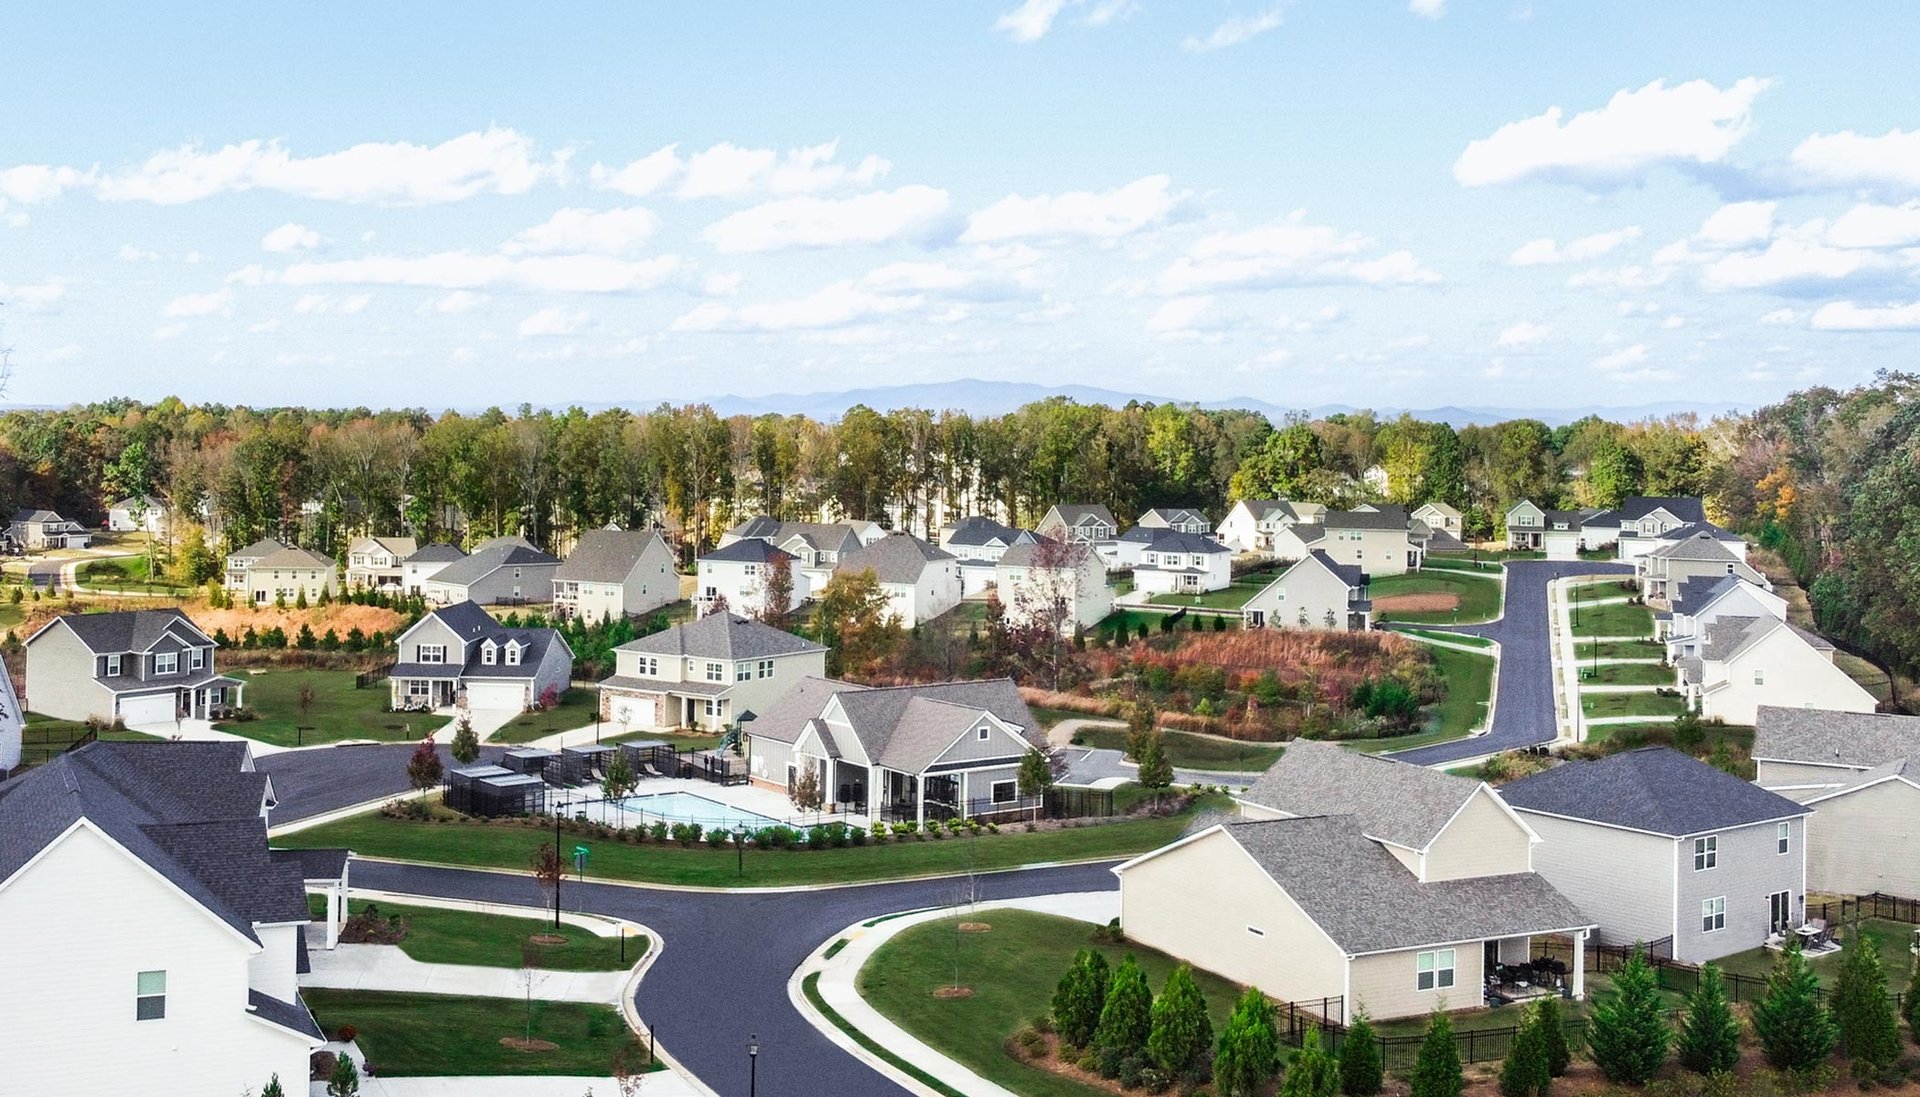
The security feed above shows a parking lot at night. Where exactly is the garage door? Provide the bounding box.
[1543,532,1580,561]
[118,692,178,726]
[465,681,527,711]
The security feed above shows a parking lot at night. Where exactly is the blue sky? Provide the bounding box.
[3,2,1918,410]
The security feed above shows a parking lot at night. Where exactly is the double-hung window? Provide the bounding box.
[757,659,775,679]
[1416,949,1455,992]
[1694,835,1718,871]
[1777,822,1791,854]
[504,644,520,666]
[481,644,497,666]
[418,644,446,664]
[154,652,178,675]
[1702,896,1726,932]
[705,661,724,683]
[105,654,123,676]
[735,661,752,682]
[635,656,658,676]
[136,970,166,1020]
[190,647,205,671]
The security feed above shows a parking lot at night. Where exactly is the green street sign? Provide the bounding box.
[572,844,590,861]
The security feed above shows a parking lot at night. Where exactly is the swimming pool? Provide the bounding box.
[616,791,784,831]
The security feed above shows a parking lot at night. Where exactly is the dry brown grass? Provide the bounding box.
[1373,592,1460,613]
[188,602,408,639]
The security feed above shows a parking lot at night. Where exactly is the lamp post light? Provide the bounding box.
[748,1032,759,1097]
[735,823,747,878]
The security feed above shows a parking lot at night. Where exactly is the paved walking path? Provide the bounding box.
[304,943,633,1001]
[794,891,1122,1097]
[1056,746,1258,790]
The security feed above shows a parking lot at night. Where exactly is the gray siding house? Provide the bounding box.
[25,609,245,726]
[388,601,573,713]
[1502,747,1809,963]
[552,528,678,623]
[422,536,561,607]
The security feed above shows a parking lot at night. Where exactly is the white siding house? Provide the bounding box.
[1676,616,1878,726]
[1240,550,1371,631]
[1130,530,1233,595]
[834,533,962,628]
[996,539,1114,633]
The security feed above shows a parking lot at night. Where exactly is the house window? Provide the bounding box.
[636,656,658,676]
[106,654,123,676]
[1753,669,1765,686]
[991,780,1017,804]
[705,661,724,682]
[977,725,990,741]
[1694,836,1717,870]
[154,652,178,675]
[190,647,205,670]
[136,970,166,1020]
[504,644,520,666]
[406,680,430,699]
[1702,896,1726,932]
[735,661,752,681]
[703,699,720,717]
[1777,821,1791,854]
[758,659,775,679]
[1416,949,1455,991]
[419,644,446,664]
[481,644,497,665]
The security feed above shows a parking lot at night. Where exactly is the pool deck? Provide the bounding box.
[549,775,869,831]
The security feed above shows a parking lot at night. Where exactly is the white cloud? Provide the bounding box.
[93,127,562,205]
[1695,201,1775,248]
[994,0,1069,42]
[859,260,1036,301]
[1593,343,1649,371]
[1789,128,1920,191]
[518,306,592,337]
[0,164,94,206]
[504,207,661,255]
[1508,226,1641,265]
[1825,202,1920,249]
[292,293,370,315]
[590,145,682,197]
[767,140,890,194]
[1183,8,1284,52]
[1497,321,1552,347]
[591,140,889,201]
[703,272,743,297]
[1409,0,1446,17]
[1758,307,1802,326]
[117,244,160,262]
[1700,238,1894,291]
[1454,78,1769,187]
[677,143,777,200]
[159,287,234,317]
[431,290,487,314]
[1809,300,1920,331]
[0,278,68,311]
[1082,0,1136,26]
[962,175,1184,243]
[1146,296,1217,336]
[262,222,325,252]
[1156,211,1440,292]
[1566,264,1668,291]
[1661,314,1687,329]
[671,281,922,333]
[704,186,951,252]
[280,252,681,294]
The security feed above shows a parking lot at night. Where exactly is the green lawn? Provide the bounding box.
[1397,628,1493,648]
[1576,638,1665,660]
[1421,557,1505,574]
[1371,570,1503,625]
[218,669,430,747]
[277,801,1225,888]
[602,728,724,752]
[304,990,649,1077]
[857,910,1248,1097]
[1707,919,1911,989]
[485,687,601,744]
[1582,662,1675,686]
[1580,691,1688,718]
[1028,705,1119,730]
[1569,598,1653,638]
[1145,586,1253,611]
[308,895,644,972]
[1356,645,1494,755]
[1070,727,1284,772]
[76,555,192,596]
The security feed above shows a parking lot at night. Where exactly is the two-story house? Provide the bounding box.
[553,528,678,623]
[1411,502,1468,552]
[598,612,828,732]
[224,538,288,593]
[26,609,245,726]
[1215,499,1326,556]
[1637,529,1764,603]
[696,539,807,618]
[401,543,466,596]
[938,516,1035,562]
[1675,615,1878,725]
[1503,747,1809,964]
[1127,529,1233,595]
[720,517,878,593]
[9,508,94,551]
[233,545,337,607]
[1658,575,1787,656]
[1036,504,1119,545]
[1294,506,1425,576]
[1240,549,1371,631]
[1113,741,1594,1022]
[343,536,418,592]
[1502,501,1591,558]
[995,538,1114,633]
[387,601,574,712]
[421,535,561,607]
[107,494,169,535]
[834,533,962,628]
[1136,507,1211,536]
[0,740,345,1096]
[1753,706,1920,900]
[1613,496,1710,560]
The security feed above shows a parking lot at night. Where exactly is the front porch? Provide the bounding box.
[390,674,459,712]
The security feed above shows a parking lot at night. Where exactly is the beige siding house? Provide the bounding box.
[233,546,336,606]
[598,612,827,732]
[553,528,678,623]
[1239,550,1371,632]
[26,609,245,725]
[344,536,417,591]
[995,539,1113,633]
[1753,706,1920,899]
[1676,615,1878,725]
[834,533,962,628]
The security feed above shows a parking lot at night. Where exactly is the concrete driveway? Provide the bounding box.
[1387,559,1632,767]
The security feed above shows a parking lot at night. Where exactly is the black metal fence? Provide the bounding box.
[354,663,394,689]
[1812,892,1920,927]
[1339,1019,1593,1074]
[16,723,98,769]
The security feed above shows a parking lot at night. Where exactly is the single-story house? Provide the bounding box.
[1240,550,1371,631]
[422,536,561,607]
[598,612,828,732]
[388,600,573,713]
[1752,706,1920,899]
[25,608,245,726]
[107,494,168,535]
[834,533,962,628]
[553,528,678,623]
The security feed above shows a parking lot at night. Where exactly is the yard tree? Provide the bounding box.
[405,735,443,792]
[1676,963,1740,1075]
[1589,947,1670,1084]
[1017,746,1053,819]
[790,763,824,819]
[449,713,480,765]
[530,841,564,928]
[1907,960,1920,1042]
[1213,987,1281,1097]
[811,569,899,677]
[1095,953,1154,1057]
[325,1054,359,1097]
[1147,963,1213,1076]
[601,746,638,803]
[1752,938,1838,1071]
[1340,1010,1383,1096]
[1409,1010,1464,1097]
[1533,993,1570,1077]
[1051,948,1111,1048]
[296,680,317,724]
[1280,1027,1339,1097]
[701,590,730,617]
[757,551,794,623]
[1497,1003,1552,1097]
[260,1074,286,1097]
[1135,732,1174,795]
[1832,932,1901,1070]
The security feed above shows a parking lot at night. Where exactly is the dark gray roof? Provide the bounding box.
[1240,739,1483,850]
[1237,499,1302,522]
[428,541,560,589]
[269,847,350,880]
[616,613,827,661]
[404,542,467,564]
[1582,509,1620,529]
[0,741,293,942]
[1141,507,1209,526]
[34,607,212,655]
[1670,574,1744,618]
[229,537,289,560]
[1306,549,1369,588]
[739,676,873,745]
[557,528,668,583]
[1323,505,1414,531]
[1202,817,1593,954]
[247,990,325,1041]
[944,516,1025,547]
[700,538,797,565]
[1129,528,1229,555]
[1659,521,1741,543]
[1754,706,1920,771]
[254,546,336,570]
[1044,504,1117,528]
[1501,747,1807,836]
[1645,533,1744,563]
[406,602,570,680]
[824,678,1038,772]
[835,533,956,584]
[999,537,1098,569]
[1619,496,1706,524]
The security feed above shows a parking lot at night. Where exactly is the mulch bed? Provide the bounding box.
[500,1037,558,1053]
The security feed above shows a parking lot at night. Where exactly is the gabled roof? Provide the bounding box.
[427,540,561,589]
[1670,574,1745,618]
[700,538,798,565]
[824,678,1036,772]
[1581,509,1620,529]
[350,535,418,558]
[1501,746,1807,836]
[1412,501,1462,520]
[253,546,336,571]
[1618,496,1706,524]
[1136,817,1591,955]
[727,517,867,557]
[557,528,668,583]
[1657,521,1741,544]
[11,508,77,524]
[999,537,1098,569]
[616,612,827,661]
[1645,533,1745,564]
[1322,506,1414,531]
[404,542,467,564]
[944,516,1026,547]
[1129,528,1229,555]
[1304,549,1369,588]
[734,676,872,744]
[395,602,568,680]
[1043,504,1118,528]
[835,533,956,584]
[31,607,213,654]
[1753,706,1920,771]
[229,537,289,560]
[110,494,165,511]
[1141,507,1209,526]
[1239,739,1483,850]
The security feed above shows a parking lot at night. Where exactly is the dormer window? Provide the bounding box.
[504,642,521,666]
[105,654,123,676]
[481,641,497,666]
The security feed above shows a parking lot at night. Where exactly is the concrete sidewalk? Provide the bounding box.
[303,943,631,1002]
[793,890,1121,1097]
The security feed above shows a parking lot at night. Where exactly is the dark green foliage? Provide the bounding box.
[1499,1004,1552,1097]
[1831,932,1901,1070]
[1409,1010,1463,1097]
[1677,963,1741,1076]
[1534,993,1570,1077]
[1213,987,1281,1097]
[1751,939,1837,1071]
[1349,678,1420,724]
[1050,948,1110,1048]
[1589,948,1669,1084]
[1135,733,1174,791]
[449,715,481,765]
[1146,964,1213,1075]
[1339,1010,1383,1096]
[1279,1027,1338,1097]
[1017,747,1054,799]
[1906,960,1920,1042]
[1095,954,1153,1056]
[260,1075,286,1097]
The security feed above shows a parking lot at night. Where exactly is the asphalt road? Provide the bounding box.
[351,857,1119,1097]
[263,742,507,823]
[1388,559,1632,766]
[25,556,65,590]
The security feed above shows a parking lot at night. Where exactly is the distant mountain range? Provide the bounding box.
[685,379,1748,428]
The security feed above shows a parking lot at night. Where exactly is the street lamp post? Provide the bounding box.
[748,1033,759,1097]
[735,823,746,878]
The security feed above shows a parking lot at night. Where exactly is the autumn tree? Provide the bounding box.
[812,569,899,676]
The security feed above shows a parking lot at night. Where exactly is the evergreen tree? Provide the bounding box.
[449,714,480,765]
[1751,938,1837,1072]
[326,1054,359,1097]
[1339,1010,1383,1096]
[1408,1010,1463,1097]
[1050,949,1109,1049]
[1213,987,1281,1097]
[1534,993,1570,1078]
[1676,963,1741,1076]
[1831,932,1900,1070]
[260,1075,286,1097]
[296,623,317,650]
[1906,960,1920,1043]
[1498,1004,1552,1097]
[1095,954,1154,1057]
[1589,948,1670,1084]
[1147,963,1213,1076]
[1279,1027,1338,1097]
[1135,732,1175,793]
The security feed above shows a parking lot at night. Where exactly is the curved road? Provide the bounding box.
[1388,559,1632,766]
[350,858,1118,1097]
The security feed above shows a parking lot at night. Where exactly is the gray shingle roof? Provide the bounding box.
[835,533,956,584]
[1670,574,1743,618]
[944,516,1025,547]
[1141,507,1209,526]
[404,542,467,564]
[1307,549,1368,588]
[1045,504,1117,528]
[1128,528,1229,555]
[428,541,560,589]
[1501,746,1807,836]
[1753,706,1920,771]
[1239,739,1480,850]
[556,528,667,583]
[998,537,1097,569]
[616,613,827,661]
[248,989,325,1040]
[824,678,1037,771]
[1700,615,1768,661]
[1201,817,1593,954]
[734,676,871,744]
[351,535,418,558]
[35,607,212,654]
[700,538,797,565]
[1323,505,1414,531]
[269,847,350,880]
[253,546,336,570]
[230,537,289,560]
[407,602,571,679]
[1618,496,1707,523]
[1645,533,1744,563]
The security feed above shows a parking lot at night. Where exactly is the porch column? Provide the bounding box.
[1571,932,1586,1000]
[325,884,341,949]
[915,774,926,828]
